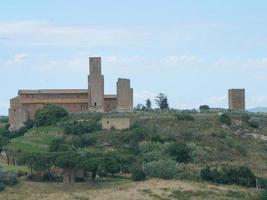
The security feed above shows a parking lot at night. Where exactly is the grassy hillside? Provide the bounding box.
[1,111,267,199]
[6,126,63,153]
[4,111,267,176]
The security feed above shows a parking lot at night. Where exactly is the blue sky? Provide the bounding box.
[1,0,267,115]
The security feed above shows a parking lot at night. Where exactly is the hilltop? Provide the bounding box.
[1,109,267,199]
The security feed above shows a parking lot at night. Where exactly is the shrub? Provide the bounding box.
[260,190,267,200]
[144,159,177,179]
[248,119,260,128]
[200,165,256,187]
[49,138,66,152]
[139,142,164,154]
[167,143,191,163]
[102,155,121,175]
[258,177,267,190]
[218,114,231,126]
[35,104,68,126]
[0,167,17,187]
[0,116,8,123]
[0,182,5,191]
[131,167,146,181]
[63,120,101,135]
[176,113,194,121]
[143,150,166,162]
[188,143,209,163]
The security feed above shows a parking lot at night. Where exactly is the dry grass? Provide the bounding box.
[0,179,260,200]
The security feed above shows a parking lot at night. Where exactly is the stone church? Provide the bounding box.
[9,57,133,130]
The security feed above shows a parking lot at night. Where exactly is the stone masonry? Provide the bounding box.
[9,57,133,130]
[228,89,245,111]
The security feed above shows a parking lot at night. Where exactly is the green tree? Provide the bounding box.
[218,113,231,126]
[131,166,146,181]
[199,105,210,111]
[55,152,80,183]
[134,104,146,111]
[0,116,8,123]
[102,155,121,175]
[145,99,152,110]
[63,120,101,135]
[167,143,191,163]
[144,159,176,179]
[80,156,103,181]
[155,93,169,110]
[35,104,68,126]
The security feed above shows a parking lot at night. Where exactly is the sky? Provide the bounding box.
[1,0,267,115]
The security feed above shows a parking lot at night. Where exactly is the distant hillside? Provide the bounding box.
[248,107,267,113]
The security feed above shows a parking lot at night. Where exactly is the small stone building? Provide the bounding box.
[228,89,245,111]
[101,117,130,130]
[9,57,133,130]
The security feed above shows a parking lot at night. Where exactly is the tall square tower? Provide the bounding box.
[88,57,104,112]
[228,89,245,111]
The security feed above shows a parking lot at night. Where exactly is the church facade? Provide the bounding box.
[9,57,133,130]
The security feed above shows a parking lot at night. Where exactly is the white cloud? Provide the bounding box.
[0,21,148,47]
[5,54,28,65]
[162,56,199,65]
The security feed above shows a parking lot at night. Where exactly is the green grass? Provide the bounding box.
[6,126,63,153]
[0,159,29,173]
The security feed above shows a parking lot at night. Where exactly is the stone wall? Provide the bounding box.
[104,96,117,112]
[101,117,130,130]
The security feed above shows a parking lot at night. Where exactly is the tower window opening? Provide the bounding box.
[94,102,97,107]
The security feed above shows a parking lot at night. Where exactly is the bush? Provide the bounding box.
[0,167,18,187]
[248,119,260,128]
[17,170,26,178]
[218,114,231,126]
[102,156,121,175]
[188,143,209,163]
[260,190,267,200]
[200,165,256,187]
[63,120,101,135]
[0,116,8,123]
[131,167,146,181]
[176,113,194,121]
[35,104,68,126]
[167,143,191,163]
[144,159,177,179]
[0,182,5,191]
[258,177,267,190]
[143,150,166,162]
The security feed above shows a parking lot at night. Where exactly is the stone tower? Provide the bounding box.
[228,89,245,111]
[117,78,133,111]
[88,57,104,112]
